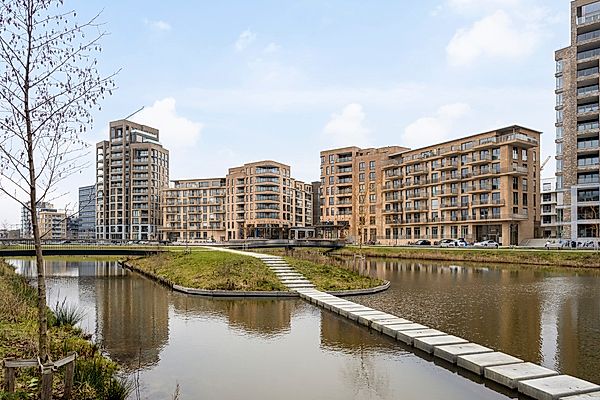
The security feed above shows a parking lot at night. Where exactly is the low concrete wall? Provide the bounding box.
[329,281,391,297]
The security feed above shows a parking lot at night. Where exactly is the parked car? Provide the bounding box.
[414,239,431,246]
[455,238,469,247]
[439,238,457,248]
[474,240,499,248]
[544,239,569,249]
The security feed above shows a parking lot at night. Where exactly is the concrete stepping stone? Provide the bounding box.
[371,318,413,332]
[457,352,523,375]
[381,323,427,339]
[414,335,468,354]
[286,284,315,289]
[354,311,391,326]
[484,363,559,389]
[434,343,493,364]
[518,375,600,400]
[356,313,399,327]
[397,329,447,345]
[560,392,600,399]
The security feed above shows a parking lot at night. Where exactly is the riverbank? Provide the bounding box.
[0,260,129,399]
[125,251,287,291]
[326,246,600,268]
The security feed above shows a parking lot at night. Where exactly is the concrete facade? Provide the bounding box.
[540,178,564,238]
[96,120,169,241]
[555,0,600,240]
[320,126,541,246]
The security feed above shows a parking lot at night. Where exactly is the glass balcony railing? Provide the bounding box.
[578,12,600,25]
[578,103,600,114]
[577,85,600,95]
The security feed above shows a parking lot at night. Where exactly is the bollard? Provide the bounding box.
[63,359,75,400]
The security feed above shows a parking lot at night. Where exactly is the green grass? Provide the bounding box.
[258,249,384,291]
[0,260,126,399]
[127,251,287,291]
[328,246,600,268]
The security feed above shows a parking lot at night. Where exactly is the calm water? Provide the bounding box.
[348,258,600,385]
[9,259,515,400]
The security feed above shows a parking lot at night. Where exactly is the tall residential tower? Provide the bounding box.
[96,120,169,241]
[555,0,600,240]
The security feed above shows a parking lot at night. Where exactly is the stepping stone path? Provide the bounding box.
[209,247,600,400]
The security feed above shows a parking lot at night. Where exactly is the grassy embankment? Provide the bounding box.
[0,260,130,400]
[259,249,384,291]
[329,246,600,268]
[126,251,287,291]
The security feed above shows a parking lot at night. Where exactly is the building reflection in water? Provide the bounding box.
[170,295,298,339]
[350,258,600,384]
[95,273,169,371]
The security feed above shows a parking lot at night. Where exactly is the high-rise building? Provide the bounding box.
[319,146,407,242]
[311,181,321,226]
[161,178,227,243]
[78,184,96,240]
[555,0,600,240]
[225,161,312,240]
[320,126,541,246]
[96,120,169,241]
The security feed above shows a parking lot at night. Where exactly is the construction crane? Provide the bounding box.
[540,156,551,171]
[124,106,144,121]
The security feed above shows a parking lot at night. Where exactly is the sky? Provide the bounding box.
[0,0,570,226]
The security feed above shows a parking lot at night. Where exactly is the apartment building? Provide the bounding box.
[38,209,68,240]
[161,178,227,243]
[320,126,541,246]
[225,161,312,240]
[96,120,169,241]
[540,178,563,238]
[319,146,407,242]
[20,201,55,239]
[555,0,600,240]
[311,181,321,226]
[78,185,96,240]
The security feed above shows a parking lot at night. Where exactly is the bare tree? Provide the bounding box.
[0,0,115,364]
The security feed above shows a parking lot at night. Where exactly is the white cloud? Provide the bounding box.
[402,103,471,148]
[263,42,281,54]
[133,98,203,151]
[235,29,256,52]
[144,19,172,31]
[323,103,370,147]
[446,10,539,67]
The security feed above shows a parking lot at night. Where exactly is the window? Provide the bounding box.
[369,172,376,181]
[369,194,376,203]
[556,93,564,107]
[369,161,376,170]
[513,177,519,190]
[492,148,500,160]
[556,60,564,74]
[556,126,563,139]
[556,76,564,90]
[556,110,563,123]
[523,193,528,206]
[329,155,334,164]
[522,149,528,161]
[359,173,365,182]
[513,192,519,205]
[522,178,528,191]
[492,178,500,190]
[359,162,366,171]
[512,147,519,160]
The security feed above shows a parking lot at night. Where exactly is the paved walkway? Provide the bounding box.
[211,247,600,400]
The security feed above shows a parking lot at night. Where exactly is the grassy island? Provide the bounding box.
[0,260,130,400]
[126,251,287,291]
[258,249,384,291]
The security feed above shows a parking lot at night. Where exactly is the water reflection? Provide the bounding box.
[349,258,600,384]
[171,295,297,339]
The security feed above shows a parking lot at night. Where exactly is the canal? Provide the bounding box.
[8,257,600,399]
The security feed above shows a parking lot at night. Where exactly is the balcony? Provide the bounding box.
[578,140,600,153]
[437,160,459,171]
[406,191,428,200]
[466,154,492,165]
[471,199,506,208]
[438,188,459,197]
[498,133,539,148]
[408,167,429,176]
[468,184,492,193]
[577,85,600,99]
[578,12,600,26]
[337,156,353,164]
[442,174,461,182]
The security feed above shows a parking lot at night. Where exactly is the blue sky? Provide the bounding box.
[0,0,570,225]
